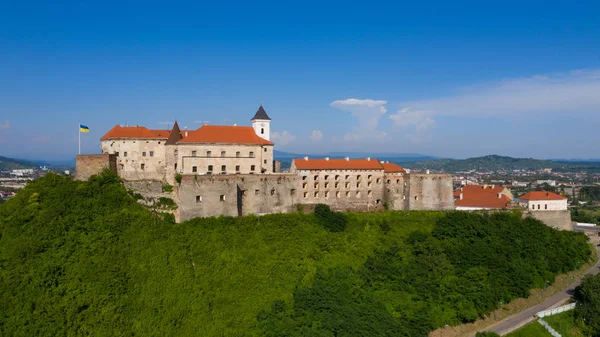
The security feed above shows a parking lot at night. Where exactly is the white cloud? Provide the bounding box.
[398,69,600,119]
[309,130,323,142]
[271,130,296,146]
[0,120,9,129]
[330,98,387,130]
[343,132,361,142]
[389,108,437,131]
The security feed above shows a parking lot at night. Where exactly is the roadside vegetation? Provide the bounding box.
[0,171,593,336]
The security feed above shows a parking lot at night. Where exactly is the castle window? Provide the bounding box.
[415,196,419,200]
[142,151,147,157]
[124,152,128,157]
[221,165,226,173]
[290,189,296,196]
[249,151,255,158]
[141,163,145,170]
[115,151,120,156]
[208,165,213,173]
[356,191,361,198]
[368,175,372,180]
[303,182,307,189]
[376,178,381,183]
[335,182,339,188]
[196,196,202,203]
[207,151,211,157]
[345,182,350,188]
[264,147,267,152]
[335,175,340,180]
[336,191,340,198]
[387,179,391,184]
[251,165,256,171]
[346,191,350,197]
[545,204,547,209]
[261,128,264,134]
[264,159,267,164]
[357,182,361,188]
[236,151,241,157]
[174,163,177,171]
[357,175,361,180]
[271,189,275,196]
[158,141,161,144]
[255,189,260,195]
[376,199,381,204]
[396,179,400,184]
[192,151,197,157]
[304,192,308,198]
[119,164,124,170]
[314,191,319,198]
[325,175,329,180]
[325,182,329,188]
[368,182,372,187]
[192,166,197,173]
[314,175,319,181]
[302,176,307,180]
[150,151,154,157]
[325,191,329,198]
[538,204,541,210]
[314,182,319,189]
[221,151,226,157]
[531,204,535,209]
[235,165,240,172]
[345,175,350,180]
[368,190,372,197]
[220,195,226,201]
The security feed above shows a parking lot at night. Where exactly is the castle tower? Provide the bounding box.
[251,105,271,141]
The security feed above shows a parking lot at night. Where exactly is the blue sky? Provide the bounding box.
[1,0,600,160]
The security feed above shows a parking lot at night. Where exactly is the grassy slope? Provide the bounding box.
[126,212,441,336]
[544,310,583,337]
[505,321,553,337]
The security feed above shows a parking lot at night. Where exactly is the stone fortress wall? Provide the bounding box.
[75,154,117,181]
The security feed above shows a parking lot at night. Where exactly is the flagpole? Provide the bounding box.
[78,122,81,155]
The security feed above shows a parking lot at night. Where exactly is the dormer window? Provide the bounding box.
[261,128,264,134]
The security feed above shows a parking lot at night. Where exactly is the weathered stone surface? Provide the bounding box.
[75,154,117,181]
[525,210,572,230]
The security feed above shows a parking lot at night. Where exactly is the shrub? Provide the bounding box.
[314,203,346,232]
[175,174,182,184]
[476,332,500,337]
[157,197,177,209]
[162,184,174,193]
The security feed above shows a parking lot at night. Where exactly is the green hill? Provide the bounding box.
[0,171,592,336]
[402,154,600,172]
[0,155,38,170]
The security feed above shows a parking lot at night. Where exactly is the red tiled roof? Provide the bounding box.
[101,125,171,140]
[519,191,566,201]
[382,163,406,173]
[454,185,513,209]
[453,185,506,197]
[293,158,383,170]
[177,125,273,145]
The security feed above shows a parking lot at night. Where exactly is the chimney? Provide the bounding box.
[460,193,463,200]
[492,184,495,189]
[386,161,389,164]
[380,160,385,164]
[345,157,349,161]
[367,157,370,161]
[185,131,188,137]
[460,187,463,191]
[498,193,502,199]
[325,157,329,161]
[303,156,308,161]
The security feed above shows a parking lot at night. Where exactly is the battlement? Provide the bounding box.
[75,154,117,180]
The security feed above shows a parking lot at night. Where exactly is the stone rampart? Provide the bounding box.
[405,173,454,210]
[177,174,299,221]
[75,154,117,181]
[525,210,572,230]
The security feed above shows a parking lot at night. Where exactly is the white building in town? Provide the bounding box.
[518,191,567,211]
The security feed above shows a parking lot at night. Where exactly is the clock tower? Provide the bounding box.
[251,105,271,141]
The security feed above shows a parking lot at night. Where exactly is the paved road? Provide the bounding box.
[481,245,600,336]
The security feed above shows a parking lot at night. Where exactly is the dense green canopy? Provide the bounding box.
[0,171,592,336]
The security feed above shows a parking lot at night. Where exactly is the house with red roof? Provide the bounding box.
[518,191,567,211]
[454,185,515,210]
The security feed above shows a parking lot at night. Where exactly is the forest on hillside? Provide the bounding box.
[0,171,594,336]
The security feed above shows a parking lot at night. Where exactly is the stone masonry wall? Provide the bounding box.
[526,210,572,230]
[383,173,406,210]
[405,173,454,210]
[177,174,299,221]
[75,154,117,181]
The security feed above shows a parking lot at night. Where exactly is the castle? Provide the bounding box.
[76,106,454,222]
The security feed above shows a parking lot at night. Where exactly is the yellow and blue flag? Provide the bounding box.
[80,124,90,133]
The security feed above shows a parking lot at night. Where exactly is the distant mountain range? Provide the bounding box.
[401,155,600,172]
[0,156,75,171]
[274,151,438,163]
